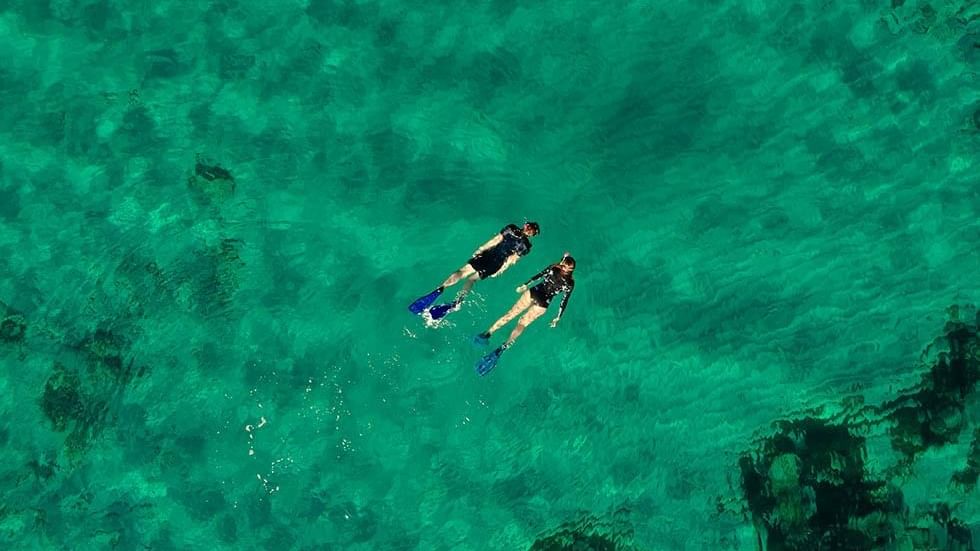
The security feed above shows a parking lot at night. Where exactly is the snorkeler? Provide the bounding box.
[473,253,576,375]
[408,221,540,320]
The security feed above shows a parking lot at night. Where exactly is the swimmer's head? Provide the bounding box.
[523,221,540,236]
[559,254,576,271]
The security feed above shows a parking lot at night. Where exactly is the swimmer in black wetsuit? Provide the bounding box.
[476,253,575,350]
[408,222,540,317]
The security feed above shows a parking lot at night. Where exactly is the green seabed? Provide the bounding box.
[1,0,979,549]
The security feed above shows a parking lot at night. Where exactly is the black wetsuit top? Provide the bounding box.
[469,224,532,278]
[493,224,532,260]
[525,265,575,317]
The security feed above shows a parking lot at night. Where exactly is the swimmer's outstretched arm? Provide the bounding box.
[515,266,551,292]
[550,281,575,327]
[473,234,503,256]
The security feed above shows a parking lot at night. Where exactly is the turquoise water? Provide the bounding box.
[1,0,979,549]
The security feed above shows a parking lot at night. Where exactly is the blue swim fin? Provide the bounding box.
[428,300,459,320]
[472,332,491,348]
[409,288,443,315]
[476,347,504,376]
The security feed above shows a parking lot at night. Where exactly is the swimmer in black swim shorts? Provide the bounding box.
[475,253,575,349]
[408,222,540,316]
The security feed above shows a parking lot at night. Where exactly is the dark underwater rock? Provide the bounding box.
[195,158,234,182]
[0,301,26,343]
[952,428,980,489]
[188,155,235,204]
[41,363,87,432]
[1,313,26,343]
[882,314,980,462]
[739,418,894,549]
[39,327,139,460]
[78,328,130,379]
[529,510,638,551]
[739,306,980,550]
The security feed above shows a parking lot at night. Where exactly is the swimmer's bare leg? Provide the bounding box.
[453,273,480,304]
[440,264,476,290]
[501,304,548,348]
[412,264,476,314]
[483,292,533,336]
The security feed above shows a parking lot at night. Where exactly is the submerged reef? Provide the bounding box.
[953,429,980,490]
[739,306,980,550]
[0,301,27,343]
[529,510,639,551]
[739,419,901,549]
[883,313,980,465]
[188,154,236,204]
[40,327,140,460]
[882,1,980,40]
[193,237,245,317]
